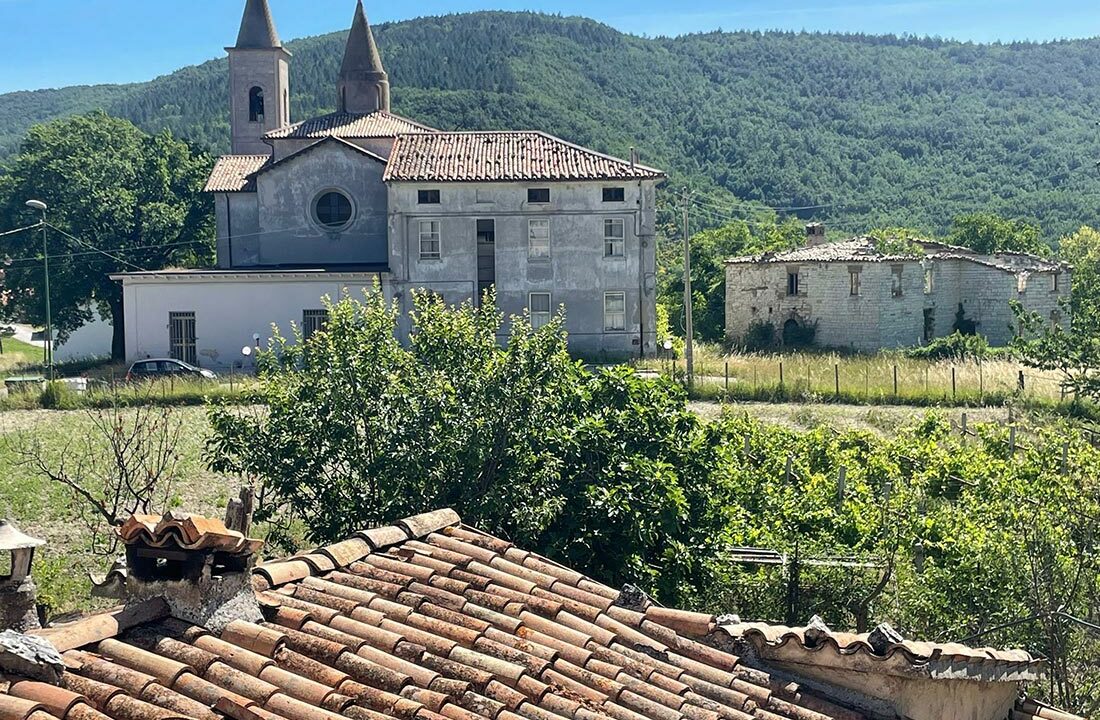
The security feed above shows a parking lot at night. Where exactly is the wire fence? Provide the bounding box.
[645,354,1075,406]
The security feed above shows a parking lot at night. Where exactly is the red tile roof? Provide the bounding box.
[264,112,436,140]
[4,509,1081,720]
[204,155,269,193]
[383,132,665,183]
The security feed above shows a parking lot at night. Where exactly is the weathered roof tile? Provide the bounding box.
[384,131,664,183]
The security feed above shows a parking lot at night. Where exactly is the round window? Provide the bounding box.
[314,191,353,230]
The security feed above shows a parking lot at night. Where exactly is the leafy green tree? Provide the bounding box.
[206,291,728,600]
[948,213,1048,255]
[0,111,213,358]
[659,218,803,342]
[1012,226,1100,402]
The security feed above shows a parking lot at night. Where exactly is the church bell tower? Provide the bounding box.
[227,0,291,155]
[338,1,391,114]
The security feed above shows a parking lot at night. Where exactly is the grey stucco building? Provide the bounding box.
[725,226,1071,352]
[115,0,664,368]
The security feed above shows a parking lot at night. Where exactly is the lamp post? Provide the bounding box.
[24,200,51,379]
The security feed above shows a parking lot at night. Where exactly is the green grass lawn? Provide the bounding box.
[0,406,238,616]
[0,337,46,373]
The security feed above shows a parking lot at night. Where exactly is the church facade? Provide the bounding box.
[114,0,664,369]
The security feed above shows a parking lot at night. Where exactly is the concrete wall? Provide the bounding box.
[387,180,659,358]
[725,257,1066,351]
[228,48,290,155]
[119,274,388,370]
[245,141,388,267]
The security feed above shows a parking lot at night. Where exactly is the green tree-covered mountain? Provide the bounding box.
[3,11,1100,238]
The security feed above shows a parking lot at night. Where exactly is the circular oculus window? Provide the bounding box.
[314,190,354,230]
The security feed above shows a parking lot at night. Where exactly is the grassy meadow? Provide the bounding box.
[641,345,1073,407]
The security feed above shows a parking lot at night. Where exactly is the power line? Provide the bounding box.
[46,222,146,272]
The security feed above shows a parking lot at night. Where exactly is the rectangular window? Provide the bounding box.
[849,269,861,297]
[419,220,441,260]
[602,187,625,203]
[417,189,440,205]
[527,188,551,204]
[604,292,626,332]
[786,271,800,297]
[528,219,550,259]
[529,292,552,329]
[1017,274,1028,293]
[302,309,328,341]
[892,266,904,297]
[168,311,196,366]
[604,218,625,257]
[1053,273,1060,292]
[924,267,934,295]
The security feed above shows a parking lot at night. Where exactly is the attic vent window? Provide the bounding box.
[528,188,551,204]
[603,187,625,202]
[418,189,441,205]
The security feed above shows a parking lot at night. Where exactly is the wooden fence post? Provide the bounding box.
[961,412,968,436]
[893,365,898,397]
[837,466,847,509]
[725,361,729,392]
[743,434,751,456]
[1061,441,1070,475]
[835,363,840,398]
[1018,371,1025,393]
[779,360,784,389]
[1009,426,1017,455]
[979,360,984,401]
[951,367,957,400]
[784,456,793,483]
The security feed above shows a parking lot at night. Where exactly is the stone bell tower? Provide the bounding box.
[338,0,391,114]
[227,0,291,155]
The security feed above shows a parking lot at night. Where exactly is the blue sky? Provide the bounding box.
[1,0,1099,94]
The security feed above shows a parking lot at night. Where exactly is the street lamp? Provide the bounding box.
[24,200,51,378]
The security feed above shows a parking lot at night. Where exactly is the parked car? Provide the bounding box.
[126,358,217,382]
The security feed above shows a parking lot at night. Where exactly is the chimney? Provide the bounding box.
[0,520,45,632]
[91,506,264,632]
[805,222,827,247]
[629,147,637,169]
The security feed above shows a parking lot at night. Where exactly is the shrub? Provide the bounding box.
[907,331,990,361]
[39,381,76,410]
[742,320,777,352]
[782,319,817,348]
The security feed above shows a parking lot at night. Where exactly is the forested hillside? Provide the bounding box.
[3,12,1100,237]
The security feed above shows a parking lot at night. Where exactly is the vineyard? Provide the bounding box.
[702,410,1100,713]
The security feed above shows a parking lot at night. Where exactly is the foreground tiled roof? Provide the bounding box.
[264,112,436,140]
[3,509,1080,720]
[204,155,269,193]
[384,132,665,183]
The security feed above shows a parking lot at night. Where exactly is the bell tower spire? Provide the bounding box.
[227,0,292,155]
[338,1,391,114]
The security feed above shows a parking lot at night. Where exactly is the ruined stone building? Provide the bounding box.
[725,225,1071,352]
[113,0,664,367]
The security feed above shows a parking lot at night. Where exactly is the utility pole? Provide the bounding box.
[25,200,51,379]
[681,188,694,390]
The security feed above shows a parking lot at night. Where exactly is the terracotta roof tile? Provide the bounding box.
[264,111,436,140]
[203,155,269,193]
[384,132,664,184]
[4,508,1079,720]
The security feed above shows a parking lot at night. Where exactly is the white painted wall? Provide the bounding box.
[55,310,113,363]
[118,273,389,371]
